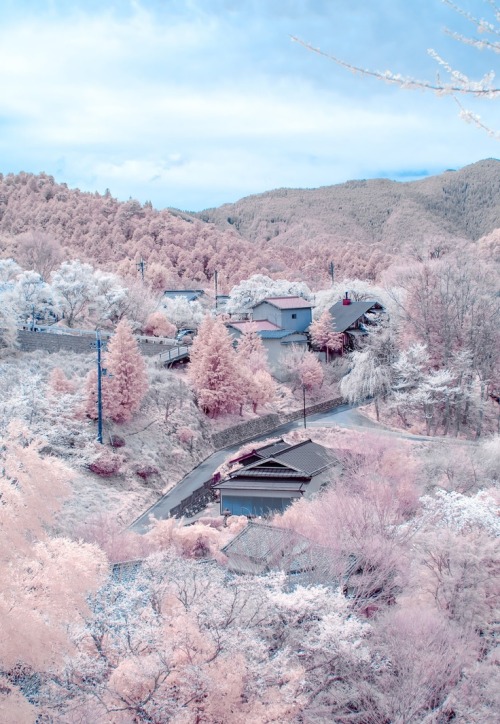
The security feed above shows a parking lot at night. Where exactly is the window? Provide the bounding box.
[291,313,297,319]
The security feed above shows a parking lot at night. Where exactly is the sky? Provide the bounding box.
[0,0,498,211]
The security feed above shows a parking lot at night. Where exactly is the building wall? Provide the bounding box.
[252,302,312,332]
[220,492,299,516]
[279,307,312,332]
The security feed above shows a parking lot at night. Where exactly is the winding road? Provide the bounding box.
[129,403,475,533]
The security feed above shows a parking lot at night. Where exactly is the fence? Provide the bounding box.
[169,480,218,519]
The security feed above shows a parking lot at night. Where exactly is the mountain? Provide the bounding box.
[0,161,499,291]
[194,159,500,280]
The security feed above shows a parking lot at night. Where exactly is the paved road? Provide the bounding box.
[129,403,475,533]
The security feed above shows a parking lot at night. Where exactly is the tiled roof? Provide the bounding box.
[222,522,312,561]
[273,439,332,476]
[254,440,292,458]
[328,300,380,333]
[254,296,313,310]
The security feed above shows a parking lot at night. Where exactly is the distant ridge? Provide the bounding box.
[195,159,500,246]
[0,160,498,288]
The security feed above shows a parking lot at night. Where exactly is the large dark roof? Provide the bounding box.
[329,300,380,333]
[272,439,332,476]
[215,439,333,493]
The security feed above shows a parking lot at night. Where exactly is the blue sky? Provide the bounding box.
[0,0,497,210]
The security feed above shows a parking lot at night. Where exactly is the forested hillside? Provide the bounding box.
[1,161,499,291]
[197,159,500,280]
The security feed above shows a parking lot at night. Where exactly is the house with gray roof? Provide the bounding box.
[329,293,383,348]
[221,521,333,584]
[212,438,334,517]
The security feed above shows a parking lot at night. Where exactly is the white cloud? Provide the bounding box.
[0,1,496,210]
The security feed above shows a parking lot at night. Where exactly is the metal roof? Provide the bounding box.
[328,300,380,333]
[252,296,312,310]
[260,329,305,339]
[163,289,205,301]
[228,320,281,332]
[231,468,309,479]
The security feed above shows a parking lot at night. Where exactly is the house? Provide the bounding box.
[252,296,312,332]
[212,438,334,517]
[226,296,313,379]
[221,521,333,584]
[163,289,206,302]
[329,293,383,348]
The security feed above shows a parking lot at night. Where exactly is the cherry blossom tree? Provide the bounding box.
[292,0,500,137]
[0,258,21,283]
[341,348,392,419]
[9,270,57,325]
[103,319,149,423]
[188,315,245,416]
[161,295,204,330]
[236,325,270,373]
[42,552,370,723]
[0,300,18,356]
[225,274,312,314]
[51,260,97,327]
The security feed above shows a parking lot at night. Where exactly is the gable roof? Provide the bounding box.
[329,300,380,333]
[252,296,312,310]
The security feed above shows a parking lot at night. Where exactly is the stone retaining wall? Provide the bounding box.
[211,397,343,449]
[17,329,167,357]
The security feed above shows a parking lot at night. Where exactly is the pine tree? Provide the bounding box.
[104,319,149,423]
[188,316,244,417]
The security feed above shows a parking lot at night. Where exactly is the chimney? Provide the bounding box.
[342,291,351,306]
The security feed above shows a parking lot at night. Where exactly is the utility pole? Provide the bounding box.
[303,385,307,429]
[214,270,218,310]
[96,330,103,444]
[329,260,335,286]
[137,258,146,282]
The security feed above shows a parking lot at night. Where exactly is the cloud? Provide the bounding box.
[0,1,497,210]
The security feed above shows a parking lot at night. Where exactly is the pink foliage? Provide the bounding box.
[309,309,344,360]
[104,319,149,423]
[0,424,107,718]
[88,448,123,476]
[143,310,176,338]
[188,315,246,417]
[48,367,75,394]
[298,350,324,392]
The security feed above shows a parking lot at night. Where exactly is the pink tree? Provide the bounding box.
[104,319,149,423]
[236,326,270,373]
[309,310,344,361]
[188,316,245,417]
[298,350,324,392]
[48,367,75,395]
[143,310,176,338]
[0,424,107,721]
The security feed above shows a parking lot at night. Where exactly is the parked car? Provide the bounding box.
[175,328,196,344]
